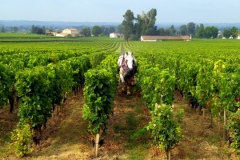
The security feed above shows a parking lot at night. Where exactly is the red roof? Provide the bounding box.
[141,36,191,41]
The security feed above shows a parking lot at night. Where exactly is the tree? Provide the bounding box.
[102,26,115,35]
[1,26,5,33]
[31,25,35,33]
[160,25,176,36]
[116,24,123,33]
[92,25,102,36]
[159,28,165,36]
[134,13,145,38]
[42,26,46,34]
[10,26,13,32]
[101,26,105,35]
[164,28,172,36]
[223,29,231,38]
[80,27,91,37]
[204,26,213,38]
[136,9,157,36]
[145,8,157,35]
[169,25,176,35]
[187,22,196,36]
[122,9,135,41]
[179,25,187,35]
[108,26,116,34]
[196,24,204,38]
[196,25,218,39]
[231,26,239,39]
[31,25,45,34]
[13,26,18,33]
[36,27,45,34]
[211,26,219,38]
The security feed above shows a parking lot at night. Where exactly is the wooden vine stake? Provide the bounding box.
[218,112,221,135]
[202,108,205,118]
[95,133,100,157]
[223,108,227,140]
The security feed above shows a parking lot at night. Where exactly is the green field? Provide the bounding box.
[0,33,124,42]
[0,36,240,159]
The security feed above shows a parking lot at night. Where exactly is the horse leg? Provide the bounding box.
[120,76,125,84]
[122,85,125,92]
[127,84,131,95]
[118,77,121,85]
[121,83,126,93]
[119,69,126,93]
[131,76,136,85]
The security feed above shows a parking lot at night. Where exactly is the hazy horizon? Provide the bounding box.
[2,20,240,24]
[0,0,240,24]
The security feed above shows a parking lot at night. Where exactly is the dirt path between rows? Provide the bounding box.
[0,88,238,160]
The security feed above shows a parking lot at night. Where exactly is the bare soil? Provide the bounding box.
[0,87,239,160]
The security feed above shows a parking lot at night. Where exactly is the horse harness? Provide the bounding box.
[121,57,136,71]
[121,57,129,71]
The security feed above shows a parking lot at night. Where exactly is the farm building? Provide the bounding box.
[141,35,191,42]
[55,33,68,37]
[51,32,58,36]
[109,32,124,38]
[55,28,79,37]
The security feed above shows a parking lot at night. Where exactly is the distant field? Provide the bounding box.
[0,33,52,39]
[0,33,124,42]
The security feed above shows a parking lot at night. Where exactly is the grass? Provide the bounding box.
[125,112,138,130]
[113,123,124,133]
[0,135,11,143]
[121,145,149,160]
[0,134,16,158]
[207,133,222,145]
[0,145,12,158]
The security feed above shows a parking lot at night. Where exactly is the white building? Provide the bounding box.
[56,28,79,37]
[109,32,123,38]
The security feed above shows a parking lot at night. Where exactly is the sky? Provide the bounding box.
[0,0,240,23]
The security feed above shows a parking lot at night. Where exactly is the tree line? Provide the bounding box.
[1,9,239,40]
[79,25,117,37]
[1,26,18,33]
[31,25,46,34]
[121,8,240,41]
[1,22,238,40]
[78,21,238,39]
[0,25,118,37]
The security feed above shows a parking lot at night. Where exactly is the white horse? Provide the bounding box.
[118,51,137,95]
